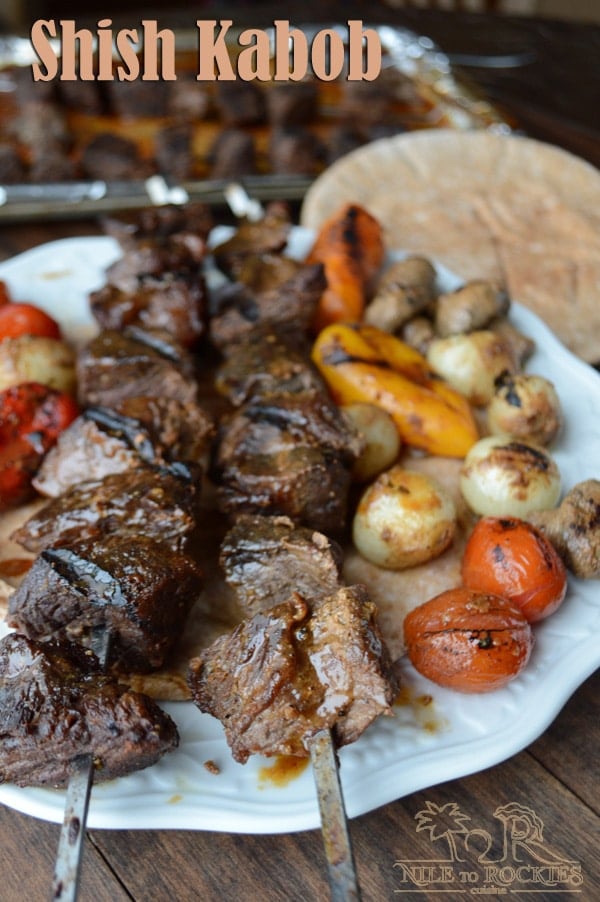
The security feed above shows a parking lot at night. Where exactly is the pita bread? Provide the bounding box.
[301,130,600,364]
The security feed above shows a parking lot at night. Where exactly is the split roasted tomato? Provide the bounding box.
[461,516,567,623]
[0,302,62,340]
[0,381,79,510]
[404,586,533,693]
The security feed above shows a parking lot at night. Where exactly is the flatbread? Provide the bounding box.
[301,130,600,364]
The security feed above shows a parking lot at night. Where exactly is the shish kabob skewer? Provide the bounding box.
[218,186,361,899]
[51,628,111,902]
[191,187,396,900]
[2,208,215,901]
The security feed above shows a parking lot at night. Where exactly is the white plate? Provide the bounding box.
[0,233,599,832]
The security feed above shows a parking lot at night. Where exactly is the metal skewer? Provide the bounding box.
[222,183,362,901]
[50,629,111,902]
[310,731,362,901]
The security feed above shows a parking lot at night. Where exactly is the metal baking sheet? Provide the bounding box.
[0,26,511,222]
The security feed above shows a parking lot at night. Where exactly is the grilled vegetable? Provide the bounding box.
[0,381,79,510]
[353,466,456,570]
[0,302,61,340]
[487,372,562,446]
[427,329,517,406]
[341,402,401,483]
[462,516,567,623]
[403,587,533,693]
[312,322,479,457]
[460,435,561,518]
[0,335,76,394]
[307,203,385,331]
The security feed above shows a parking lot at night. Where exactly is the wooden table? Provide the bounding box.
[1,5,599,900]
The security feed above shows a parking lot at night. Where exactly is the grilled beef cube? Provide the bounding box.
[104,240,206,295]
[29,150,77,183]
[327,125,365,165]
[33,396,212,498]
[0,143,25,183]
[215,81,265,126]
[266,81,318,127]
[215,332,323,405]
[209,259,325,350]
[213,390,361,532]
[81,133,149,181]
[188,586,397,763]
[11,101,70,152]
[155,123,194,180]
[103,203,213,252]
[8,534,203,672]
[77,327,197,409]
[208,128,257,180]
[220,514,342,617]
[268,127,325,176]
[340,77,399,129]
[167,76,211,121]
[12,466,199,555]
[106,79,169,118]
[212,206,291,279]
[57,79,104,114]
[90,272,206,348]
[0,633,178,787]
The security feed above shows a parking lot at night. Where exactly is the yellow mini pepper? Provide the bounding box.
[312,323,479,458]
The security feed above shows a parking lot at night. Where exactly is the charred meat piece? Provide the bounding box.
[12,466,200,555]
[266,81,318,127]
[104,240,206,295]
[220,514,342,617]
[212,206,291,279]
[0,633,178,787]
[103,203,213,252]
[29,151,77,183]
[90,272,206,348]
[11,101,71,153]
[188,586,397,763]
[8,534,203,672]
[269,126,325,176]
[326,125,365,165]
[167,76,211,121]
[213,389,362,533]
[33,396,212,498]
[209,259,325,350]
[154,123,194,180]
[215,81,265,126]
[80,133,149,181]
[76,327,197,409]
[207,128,257,180]
[106,79,170,118]
[215,331,325,407]
[0,143,26,183]
[215,331,323,405]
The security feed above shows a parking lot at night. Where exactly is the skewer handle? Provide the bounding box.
[50,755,94,902]
[310,730,362,902]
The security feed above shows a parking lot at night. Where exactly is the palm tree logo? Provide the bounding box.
[414,801,472,862]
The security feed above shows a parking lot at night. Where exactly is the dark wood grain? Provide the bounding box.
[0,6,598,902]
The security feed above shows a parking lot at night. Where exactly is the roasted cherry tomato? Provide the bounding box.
[0,382,79,510]
[0,302,61,340]
[404,586,533,693]
[461,516,567,623]
[0,281,11,306]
